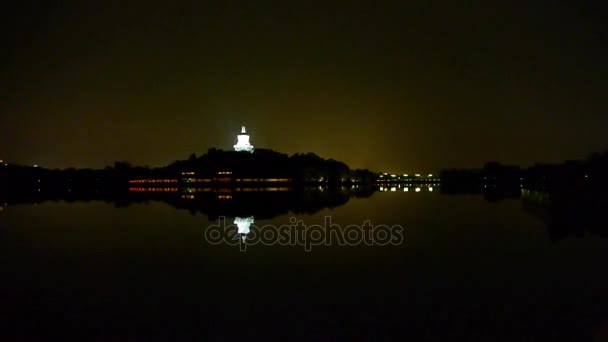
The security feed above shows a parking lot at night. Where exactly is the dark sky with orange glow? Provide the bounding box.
[1,1,607,172]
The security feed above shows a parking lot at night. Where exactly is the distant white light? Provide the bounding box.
[391,174,396,177]
[403,174,408,177]
[585,175,588,178]
[415,174,421,177]
[404,187,408,192]
[379,175,384,178]
[415,187,421,192]
[380,186,384,191]
[391,187,397,192]
[428,187,433,192]
[428,174,433,177]
[33,164,38,168]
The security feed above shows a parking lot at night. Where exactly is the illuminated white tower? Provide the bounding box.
[233,126,254,153]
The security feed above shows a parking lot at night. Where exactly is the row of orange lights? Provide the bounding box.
[129,187,178,192]
[130,177,291,184]
[238,187,291,191]
[130,179,178,183]
[236,178,291,182]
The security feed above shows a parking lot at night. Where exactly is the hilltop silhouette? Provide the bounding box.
[0,148,376,193]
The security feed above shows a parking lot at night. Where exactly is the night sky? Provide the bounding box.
[1,1,607,172]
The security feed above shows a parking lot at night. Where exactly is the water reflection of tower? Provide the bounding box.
[234,216,254,243]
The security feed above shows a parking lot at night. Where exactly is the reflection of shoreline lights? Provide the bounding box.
[415,187,421,192]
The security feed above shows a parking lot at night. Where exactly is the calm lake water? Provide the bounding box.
[1,188,607,341]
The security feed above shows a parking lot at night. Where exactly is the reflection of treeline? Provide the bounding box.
[166,186,376,220]
[522,189,608,240]
[0,186,376,221]
[0,149,376,191]
[522,152,608,240]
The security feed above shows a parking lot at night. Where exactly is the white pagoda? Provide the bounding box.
[233,126,254,153]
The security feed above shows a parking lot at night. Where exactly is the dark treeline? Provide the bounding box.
[0,148,376,192]
[441,150,608,239]
[440,150,608,193]
[0,161,149,194]
[167,148,376,183]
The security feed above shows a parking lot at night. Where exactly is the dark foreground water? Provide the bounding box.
[1,188,607,341]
